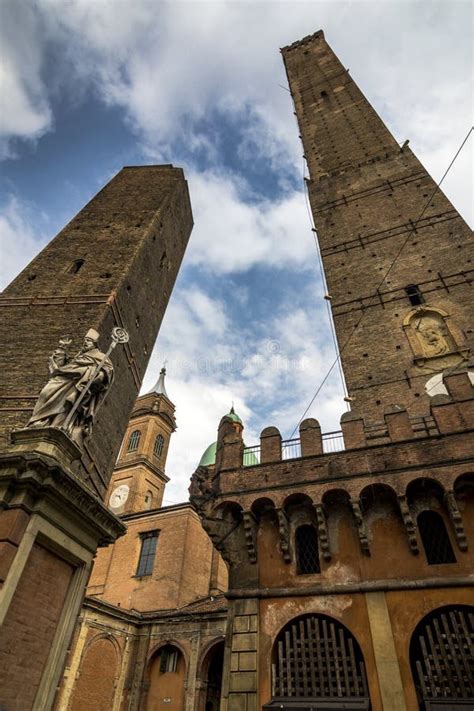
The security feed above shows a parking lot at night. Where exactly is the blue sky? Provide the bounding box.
[1,0,472,503]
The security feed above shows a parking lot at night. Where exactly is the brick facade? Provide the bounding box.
[16,30,474,711]
[282,31,473,422]
[0,166,193,710]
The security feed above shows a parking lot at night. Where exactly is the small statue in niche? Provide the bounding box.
[28,326,129,446]
[416,316,451,357]
[403,306,469,371]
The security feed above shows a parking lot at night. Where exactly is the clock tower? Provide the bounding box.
[107,367,176,514]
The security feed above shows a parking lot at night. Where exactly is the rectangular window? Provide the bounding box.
[159,648,178,673]
[405,284,424,306]
[136,530,159,577]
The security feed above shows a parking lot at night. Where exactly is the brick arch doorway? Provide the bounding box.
[69,635,119,711]
[197,640,225,711]
[265,613,370,710]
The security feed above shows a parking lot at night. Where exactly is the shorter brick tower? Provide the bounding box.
[0,166,193,711]
[108,367,176,514]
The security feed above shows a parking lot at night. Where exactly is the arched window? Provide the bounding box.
[68,259,85,275]
[295,525,320,574]
[144,491,153,510]
[154,434,165,458]
[127,429,141,453]
[410,605,474,708]
[417,510,456,565]
[270,614,369,704]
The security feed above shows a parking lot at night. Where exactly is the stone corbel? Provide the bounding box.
[242,511,258,564]
[350,499,370,556]
[397,495,419,554]
[276,508,292,564]
[314,503,331,561]
[445,490,468,551]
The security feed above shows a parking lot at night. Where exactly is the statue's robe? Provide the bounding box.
[28,347,114,432]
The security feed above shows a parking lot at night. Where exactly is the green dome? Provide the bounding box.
[198,407,248,468]
[226,406,242,424]
[199,441,217,467]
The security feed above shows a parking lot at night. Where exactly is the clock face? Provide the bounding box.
[110,484,130,509]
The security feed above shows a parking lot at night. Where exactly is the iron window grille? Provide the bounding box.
[136,530,159,577]
[411,605,474,705]
[272,613,369,700]
[295,525,320,575]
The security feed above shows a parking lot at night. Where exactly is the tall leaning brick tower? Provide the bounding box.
[0,166,193,710]
[282,31,473,421]
[190,31,473,711]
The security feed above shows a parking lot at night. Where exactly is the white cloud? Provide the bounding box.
[186,169,314,273]
[0,196,48,288]
[142,281,345,502]
[3,2,471,220]
[0,1,52,156]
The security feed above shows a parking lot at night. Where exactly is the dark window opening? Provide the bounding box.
[295,525,320,574]
[27,274,36,282]
[405,284,424,306]
[154,434,165,458]
[144,491,153,510]
[127,429,141,452]
[68,259,85,275]
[417,510,456,565]
[136,530,159,577]
[159,645,178,673]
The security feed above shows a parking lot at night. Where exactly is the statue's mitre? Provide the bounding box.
[85,328,100,342]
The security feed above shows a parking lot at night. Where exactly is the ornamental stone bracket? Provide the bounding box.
[314,503,331,562]
[0,431,126,550]
[350,499,370,556]
[397,495,419,555]
[445,490,468,552]
[242,511,258,564]
[276,508,292,564]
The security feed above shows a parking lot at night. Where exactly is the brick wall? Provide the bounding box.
[0,166,193,496]
[282,32,473,421]
[87,505,218,611]
[69,635,120,711]
[0,543,74,710]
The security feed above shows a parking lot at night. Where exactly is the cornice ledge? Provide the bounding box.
[0,449,126,545]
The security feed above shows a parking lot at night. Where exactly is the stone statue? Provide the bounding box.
[27,327,128,445]
[416,316,450,356]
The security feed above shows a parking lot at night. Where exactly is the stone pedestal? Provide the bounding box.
[0,428,125,711]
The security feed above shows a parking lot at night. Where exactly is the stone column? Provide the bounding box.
[365,592,407,711]
[222,598,258,711]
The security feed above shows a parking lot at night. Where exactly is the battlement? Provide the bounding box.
[216,370,473,472]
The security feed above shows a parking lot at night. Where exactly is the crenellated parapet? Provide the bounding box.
[189,370,473,579]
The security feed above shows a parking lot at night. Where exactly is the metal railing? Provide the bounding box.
[321,430,345,453]
[243,445,261,466]
[282,437,302,460]
[242,430,346,466]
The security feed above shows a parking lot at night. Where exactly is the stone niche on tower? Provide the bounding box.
[403,306,470,372]
[107,367,176,515]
